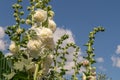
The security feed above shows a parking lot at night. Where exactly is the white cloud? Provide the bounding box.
[0,27,5,39]
[54,27,83,74]
[5,53,13,57]
[98,66,106,71]
[111,56,120,68]
[0,40,6,51]
[63,61,85,75]
[96,57,104,63]
[0,26,7,51]
[116,45,120,54]
[54,27,75,43]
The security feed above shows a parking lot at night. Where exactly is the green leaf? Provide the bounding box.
[3,72,16,80]
[14,61,24,71]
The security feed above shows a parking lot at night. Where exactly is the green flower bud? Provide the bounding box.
[16,28,23,34]
[47,5,52,10]
[89,32,94,39]
[20,19,25,24]
[27,7,31,11]
[12,4,16,9]
[98,27,105,31]
[16,4,20,8]
[13,13,18,17]
[12,25,17,29]
[15,17,20,22]
[5,30,10,34]
[26,19,32,25]
[20,11,24,15]
[35,3,41,8]
[48,10,54,18]
[93,27,99,32]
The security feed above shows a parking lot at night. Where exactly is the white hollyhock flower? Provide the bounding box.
[39,27,53,41]
[33,9,47,22]
[29,27,42,39]
[9,41,19,54]
[27,39,43,58]
[27,39,42,52]
[41,54,53,76]
[28,27,54,50]
[44,38,55,49]
[48,19,56,32]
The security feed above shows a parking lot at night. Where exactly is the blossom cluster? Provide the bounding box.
[82,67,96,80]
[9,8,56,77]
[27,9,56,57]
[4,0,105,80]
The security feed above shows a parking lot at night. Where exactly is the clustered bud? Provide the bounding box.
[82,27,105,80]
[82,60,89,66]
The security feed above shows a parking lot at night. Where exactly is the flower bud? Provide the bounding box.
[13,13,18,17]
[16,28,23,34]
[82,60,89,66]
[20,19,25,24]
[12,4,16,9]
[48,10,55,18]
[26,19,32,25]
[48,19,56,32]
[27,6,31,11]
[20,11,24,15]
[35,2,41,8]
[47,5,52,10]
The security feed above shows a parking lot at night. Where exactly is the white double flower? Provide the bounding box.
[48,19,56,32]
[27,27,55,57]
[9,41,19,54]
[33,9,47,22]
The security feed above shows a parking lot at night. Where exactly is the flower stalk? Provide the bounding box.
[83,27,105,80]
[34,63,39,80]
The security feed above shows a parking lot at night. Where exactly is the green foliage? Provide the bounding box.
[0,51,12,80]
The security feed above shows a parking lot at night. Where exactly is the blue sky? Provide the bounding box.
[0,0,120,80]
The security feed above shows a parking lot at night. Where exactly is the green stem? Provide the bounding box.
[34,63,39,80]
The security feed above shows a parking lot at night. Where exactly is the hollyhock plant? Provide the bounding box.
[0,0,105,80]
